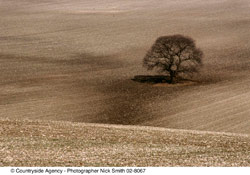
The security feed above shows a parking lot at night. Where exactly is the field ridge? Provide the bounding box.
[1,119,249,166]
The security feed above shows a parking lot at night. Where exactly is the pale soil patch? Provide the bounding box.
[66,10,128,14]
[0,119,249,166]
[153,81,197,87]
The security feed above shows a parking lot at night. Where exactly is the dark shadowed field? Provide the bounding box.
[0,0,250,134]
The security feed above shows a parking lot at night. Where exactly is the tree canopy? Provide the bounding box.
[143,35,203,83]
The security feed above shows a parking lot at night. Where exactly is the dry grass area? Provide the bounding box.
[0,119,249,166]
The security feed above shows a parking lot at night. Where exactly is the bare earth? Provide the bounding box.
[0,0,250,166]
[0,119,249,166]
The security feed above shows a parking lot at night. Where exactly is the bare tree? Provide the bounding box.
[143,35,203,83]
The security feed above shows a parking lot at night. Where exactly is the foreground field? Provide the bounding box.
[0,119,249,166]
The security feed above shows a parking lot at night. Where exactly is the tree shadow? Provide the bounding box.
[131,75,171,84]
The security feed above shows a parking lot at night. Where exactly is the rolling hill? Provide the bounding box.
[0,0,250,166]
[0,119,249,166]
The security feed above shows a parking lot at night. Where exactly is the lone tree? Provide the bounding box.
[143,35,203,83]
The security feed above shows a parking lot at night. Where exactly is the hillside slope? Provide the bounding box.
[0,119,249,166]
[0,0,250,134]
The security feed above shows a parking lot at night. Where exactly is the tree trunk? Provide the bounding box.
[170,71,175,84]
